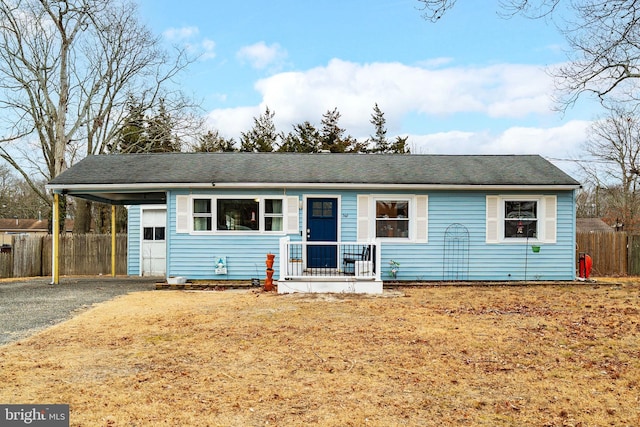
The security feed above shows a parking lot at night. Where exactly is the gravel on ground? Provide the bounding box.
[0,276,156,345]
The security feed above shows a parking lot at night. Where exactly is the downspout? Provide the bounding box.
[111,205,116,277]
[51,193,60,285]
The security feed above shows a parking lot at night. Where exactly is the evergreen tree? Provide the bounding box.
[112,97,146,153]
[320,108,343,152]
[146,99,181,152]
[369,103,390,153]
[390,135,411,154]
[279,121,321,152]
[114,98,182,154]
[319,108,365,153]
[240,107,279,152]
[195,130,237,152]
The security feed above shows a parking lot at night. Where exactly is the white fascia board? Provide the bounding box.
[209,182,582,191]
[46,182,581,193]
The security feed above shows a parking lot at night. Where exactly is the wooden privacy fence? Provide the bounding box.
[576,231,628,276]
[2,231,639,278]
[627,235,640,276]
[0,234,127,278]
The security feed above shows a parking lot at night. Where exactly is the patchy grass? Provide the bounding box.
[1,280,639,426]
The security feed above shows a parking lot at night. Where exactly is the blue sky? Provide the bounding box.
[137,0,598,174]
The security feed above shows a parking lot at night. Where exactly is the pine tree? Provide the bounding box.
[320,108,343,152]
[195,130,236,152]
[240,106,279,152]
[279,121,321,152]
[113,97,145,153]
[114,98,182,153]
[369,103,390,153]
[390,135,411,154]
[146,99,181,152]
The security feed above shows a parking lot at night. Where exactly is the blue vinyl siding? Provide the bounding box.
[167,189,303,280]
[138,188,576,282]
[378,191,575,281]
[127,205,141,275]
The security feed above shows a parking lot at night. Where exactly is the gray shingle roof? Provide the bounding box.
[576,218,614,233]
[49,152,580,187]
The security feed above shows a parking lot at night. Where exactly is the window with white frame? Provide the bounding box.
[504,200,538,239]
[375,199,410,238]
[193,199,212,231]
[264,199,283,231]
[486,195,557,244]
[191,197,283,232]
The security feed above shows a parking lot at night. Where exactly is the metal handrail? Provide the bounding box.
[278,237,380,281]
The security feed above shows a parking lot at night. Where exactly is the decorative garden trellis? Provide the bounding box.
[443,223,469,281]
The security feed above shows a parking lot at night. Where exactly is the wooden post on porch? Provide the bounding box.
[111,205,116,277]
[51,193,60,285]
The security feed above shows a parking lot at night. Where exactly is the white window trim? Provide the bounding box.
[360,195,428,243]
[182,195,289,235]
[486,195,556,244]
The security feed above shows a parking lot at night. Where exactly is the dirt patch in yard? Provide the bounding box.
[0,279,639,426]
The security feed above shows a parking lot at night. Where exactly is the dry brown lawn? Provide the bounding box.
[1,279,639,426]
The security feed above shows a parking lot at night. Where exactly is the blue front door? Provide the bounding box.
[307,197,338,268]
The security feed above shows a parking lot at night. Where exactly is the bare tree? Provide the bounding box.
[584,104,640,231]
[0,0,195,230]
[417,0,640,108]
[418,1,560,22]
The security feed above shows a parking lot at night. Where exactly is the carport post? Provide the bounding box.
[51,193,60,285]
[111,205,116,277]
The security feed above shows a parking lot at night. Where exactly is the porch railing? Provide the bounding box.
[278,237,381,281]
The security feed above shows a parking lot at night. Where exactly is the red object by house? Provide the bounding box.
[578,253,592,279]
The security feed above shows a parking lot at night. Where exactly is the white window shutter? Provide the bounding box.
[357,195,370,241]
[486,196,499,243]
[285,196,300,234]
[415,195,428,242]
[176,195,189,233]
[543,195,557,243]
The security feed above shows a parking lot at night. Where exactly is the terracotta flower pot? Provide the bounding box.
[266,253,276,269]
[264,268,274,291]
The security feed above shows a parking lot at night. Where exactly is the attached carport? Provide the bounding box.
[46,153,237,285]
[46,157,170,285]
[44,188,166,285]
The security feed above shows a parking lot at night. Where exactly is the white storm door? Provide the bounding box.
[141,208,166,276]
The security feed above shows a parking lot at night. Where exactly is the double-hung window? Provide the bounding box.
[486,195,556,243]
[191,197,283,232]
[504,200,537,239]
[193,199,212,231]
[375,200,410,238]
[356,195,427,242]
[264,199,283,231]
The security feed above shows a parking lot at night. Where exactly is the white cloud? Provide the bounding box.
[409,120,590,159]
[205,58,589,175]
[239,59,555,138]
[416,57,455,68]
[236,42,288,70]
[163,26,199,41]
[206,106,261,140]
[162,26,216,61]
[200,38,216,60]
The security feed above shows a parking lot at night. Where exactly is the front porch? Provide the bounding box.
[276,238,383,294]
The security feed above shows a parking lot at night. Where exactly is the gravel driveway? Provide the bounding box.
[0,277,156,345]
